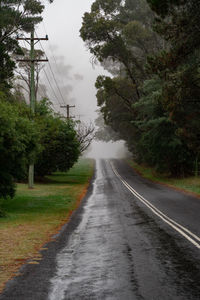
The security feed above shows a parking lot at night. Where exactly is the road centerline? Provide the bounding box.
[110,161,200,249]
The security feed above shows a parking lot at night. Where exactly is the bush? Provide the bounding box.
[35,99,80,176]
[0,97,40,198]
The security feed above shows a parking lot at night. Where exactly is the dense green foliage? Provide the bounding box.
[146,0,200,161]
[81,0,200,176]
[35,99,80,177]
[0,96,80,199]
[0,0,82,201]
[0,0,51,91]
[0,0,51,199]
[0,94,39,198]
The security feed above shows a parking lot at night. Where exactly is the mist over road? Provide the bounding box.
[1,159,200,300]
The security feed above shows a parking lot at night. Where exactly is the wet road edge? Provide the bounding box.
[0,162,96,300]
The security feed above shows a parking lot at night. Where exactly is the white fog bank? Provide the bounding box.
[85,141,130,159]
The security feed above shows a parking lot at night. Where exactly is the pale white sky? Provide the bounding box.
[36,0,104,120]
[35,0,126,158]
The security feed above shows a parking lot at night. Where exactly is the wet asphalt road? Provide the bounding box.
[1,159,200,300]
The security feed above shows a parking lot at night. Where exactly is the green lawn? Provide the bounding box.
[127,160,200,196]
[0,158,94,292]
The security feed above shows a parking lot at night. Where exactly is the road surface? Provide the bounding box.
[1,159,200,300]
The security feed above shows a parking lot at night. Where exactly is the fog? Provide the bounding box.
[36,0,128,158]
[85,141,129,159]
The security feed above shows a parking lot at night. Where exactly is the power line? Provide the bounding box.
[35,30,66,106]
[34,30,70,116]
[47,60,66,105]
[42,67,62,106]
[22,34,63,110]
[16,33,62,115]
[38,23,77,118]
[42,21,67,89]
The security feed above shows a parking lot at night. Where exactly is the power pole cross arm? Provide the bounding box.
[17,59,49,62]
[60,104,75,119]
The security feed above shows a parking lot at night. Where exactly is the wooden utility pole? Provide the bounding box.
[29,30,35,189]
[17,29,48,189]
[60,104,75,119]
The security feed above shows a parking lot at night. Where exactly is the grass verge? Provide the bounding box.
[0,158,94,292]
[127,160,200,197]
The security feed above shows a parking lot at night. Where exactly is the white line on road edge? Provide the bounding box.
[110,162,200,249]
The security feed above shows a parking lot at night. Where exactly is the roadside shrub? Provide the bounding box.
[35,99,80,176]
[0,97,40,198]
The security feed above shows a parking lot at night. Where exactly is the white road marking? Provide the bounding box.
[110,162,200,249]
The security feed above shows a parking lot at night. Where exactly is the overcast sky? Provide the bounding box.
[36,0,103,120]
[35,0,126,158]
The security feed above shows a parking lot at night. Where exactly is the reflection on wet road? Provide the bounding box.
[49,160,136,300]
[48,160,200,300]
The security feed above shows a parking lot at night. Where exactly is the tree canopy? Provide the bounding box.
[35,99,80,177]
[0,0,52,91]
[81,0,200,176]
[0,0,85,201]
[0,93,40,198]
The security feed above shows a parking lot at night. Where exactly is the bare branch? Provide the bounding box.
[76,122,95,153]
